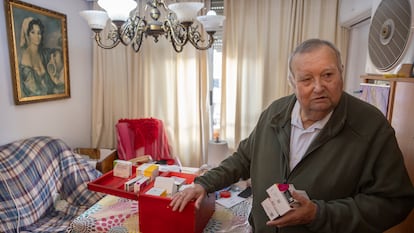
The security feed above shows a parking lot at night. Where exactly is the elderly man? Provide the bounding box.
[170,38,414,233]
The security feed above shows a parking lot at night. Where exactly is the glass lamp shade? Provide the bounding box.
[80,10,109,30]
[197,10,225,32]
[97,0,137,21]
[168,2,204,23]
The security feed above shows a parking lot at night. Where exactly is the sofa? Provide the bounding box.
[0,136,104,233]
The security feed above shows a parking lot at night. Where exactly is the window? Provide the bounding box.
[208,0,224,137]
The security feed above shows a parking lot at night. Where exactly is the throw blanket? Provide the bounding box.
[0,136,104,233]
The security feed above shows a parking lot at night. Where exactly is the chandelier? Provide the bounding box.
[80,0,225,53]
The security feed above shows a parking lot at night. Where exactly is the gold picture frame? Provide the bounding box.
[5,0,70,104]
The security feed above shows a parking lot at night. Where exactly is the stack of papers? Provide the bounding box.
[216,191,246,208]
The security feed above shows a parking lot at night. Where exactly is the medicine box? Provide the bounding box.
[137,163,159,181]
[266,183,294,216]
[261,197,280,220]
[154,176,177,195]
[87,165,140,200]
[113,160,132,178]
[134,176,149,193]
[145,187,167,197]
[263,183,309,220]
[124,176,143,192]
[138,172,215,233]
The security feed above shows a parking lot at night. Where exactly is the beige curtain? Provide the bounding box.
[91,0,349,167]
[221,0,349,150]
[91,1,209,167]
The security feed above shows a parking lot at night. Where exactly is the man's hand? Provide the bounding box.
[170,183,207,212]
[266,191,317,228]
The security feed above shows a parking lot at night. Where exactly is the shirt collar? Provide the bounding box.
[291,100,333,130]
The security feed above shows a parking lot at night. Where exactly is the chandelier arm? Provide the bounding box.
[94,32,121,49]
[187,28,215,50]
[126,17,146,52]
[119,19,142,46]
[157,0,169,11]
[164,16,188,47]
[131,29,145,52]
[171,39,184,53]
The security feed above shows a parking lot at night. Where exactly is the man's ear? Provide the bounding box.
[288,75,296,89]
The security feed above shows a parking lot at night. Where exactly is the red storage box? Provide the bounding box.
[139,172,215,233]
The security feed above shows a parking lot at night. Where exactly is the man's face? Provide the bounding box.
[290,46,343,119]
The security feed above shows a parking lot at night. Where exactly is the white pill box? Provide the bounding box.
[261,197,280,220]
[134,176,150,193]
[124,176,143,192]
[154,176,177,196]
[113,160,132,178]
[262,183,309,220]
[145,187,167,197]
[137,163,159,181]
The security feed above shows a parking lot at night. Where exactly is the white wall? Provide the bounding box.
[0,0,94,148]
[344,19,370,95]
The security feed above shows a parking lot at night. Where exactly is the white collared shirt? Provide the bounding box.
[289,101,332,171]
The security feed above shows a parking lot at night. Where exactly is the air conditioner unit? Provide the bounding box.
[339,0,372,28]
[365,0,414,75]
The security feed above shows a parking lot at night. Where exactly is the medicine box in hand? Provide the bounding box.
[266,183,295,216]
[263,183,309,219]
[261,197,280,220]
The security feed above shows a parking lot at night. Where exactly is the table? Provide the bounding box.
[67,193,252,233]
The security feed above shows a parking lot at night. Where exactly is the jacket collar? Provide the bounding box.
[270,94,297,130]
[269,92,348,157]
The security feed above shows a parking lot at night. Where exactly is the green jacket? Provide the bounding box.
[196,92,414,233]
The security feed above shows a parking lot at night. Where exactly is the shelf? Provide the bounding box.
[361,75,414,83]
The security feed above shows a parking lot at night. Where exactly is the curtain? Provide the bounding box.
[91,1,209,167]
[91,0,349,167]
[221,0,349,150]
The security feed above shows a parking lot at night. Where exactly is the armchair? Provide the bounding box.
[116,118,180,165]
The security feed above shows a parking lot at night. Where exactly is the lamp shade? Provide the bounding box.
[80,10,109,30]
[168,2,203,23]
[197,10,225,32]
[98,0,137,21]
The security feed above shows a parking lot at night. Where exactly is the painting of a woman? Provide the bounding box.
[19,17,62,97]
[6,0,69,104]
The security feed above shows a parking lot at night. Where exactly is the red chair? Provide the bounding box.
[116,118,177,165]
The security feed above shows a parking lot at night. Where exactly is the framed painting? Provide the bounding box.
[5,0,70,104]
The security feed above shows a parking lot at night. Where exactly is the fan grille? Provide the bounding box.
[368,0,412,71]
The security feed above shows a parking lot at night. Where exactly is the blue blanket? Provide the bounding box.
[0,136,104,233]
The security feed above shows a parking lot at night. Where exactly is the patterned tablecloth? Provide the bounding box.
[67,194,252,233]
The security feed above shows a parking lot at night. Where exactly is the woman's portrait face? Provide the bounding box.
[27,21,43,47]
[28,24,42,46]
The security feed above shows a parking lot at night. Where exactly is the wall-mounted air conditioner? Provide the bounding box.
[365,0,414,75]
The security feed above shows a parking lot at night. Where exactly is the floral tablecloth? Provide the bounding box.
[67,194,252,233]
